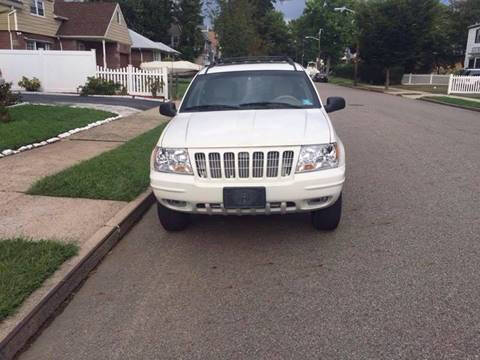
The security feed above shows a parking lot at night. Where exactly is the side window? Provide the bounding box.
[30,0,44,16]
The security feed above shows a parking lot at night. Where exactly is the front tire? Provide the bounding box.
[157,202,190,231]
[311,194,342,231]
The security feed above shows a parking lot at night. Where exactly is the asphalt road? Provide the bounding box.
[20,84,480,360]
[22,93,161,110]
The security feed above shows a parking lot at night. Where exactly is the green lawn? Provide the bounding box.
[173,78,192,100]
[394,84,448,94]
[28,123,167,201]
[423,96,480,109]
[329,76,356,86]
[0,238,78,321]
[0,105,116,152]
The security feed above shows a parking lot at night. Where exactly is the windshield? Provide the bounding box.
[180,70,321,112]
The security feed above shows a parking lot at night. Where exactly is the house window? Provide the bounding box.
[153,51,161,62]
[26,40,51,50]
[116,11,121,24]
[476,29,480,44]
[26,40,36,50]
[77,42,86,51]
[30,0,44,16]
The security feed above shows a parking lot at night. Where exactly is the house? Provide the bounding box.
[465,23,480,69]
[195,26,219,66]
[0,0,132,68]
[129,29,179,68]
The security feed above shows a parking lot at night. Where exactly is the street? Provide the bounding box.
[19,84,480,359]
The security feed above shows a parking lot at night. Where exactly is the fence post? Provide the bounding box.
[430,73,433,85]
[409,73,412,85]
[163,67,169,100]
[447,74,453,95]
[127,64,133,95]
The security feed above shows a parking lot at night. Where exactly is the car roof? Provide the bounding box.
[198,62,303,75]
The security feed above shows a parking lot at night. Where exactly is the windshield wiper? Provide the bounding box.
[239,102,302,109]
[183,104,239,111]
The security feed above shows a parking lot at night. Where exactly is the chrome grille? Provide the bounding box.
[224,152,235,178]
[195,153,207,178]
[208,153,222,178]
[252,152,264,178]
[281,151,294,176]
[193,149,295,179]
[238,152,249,178]
[266,152,279,177]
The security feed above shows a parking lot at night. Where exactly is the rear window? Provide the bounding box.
[180,70,320,112]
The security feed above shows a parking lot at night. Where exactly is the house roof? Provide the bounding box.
[55,2,118,37]
[128,29,180,54]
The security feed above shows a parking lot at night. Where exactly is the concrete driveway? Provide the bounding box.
[19,84,480,359]
[22,93,161,110]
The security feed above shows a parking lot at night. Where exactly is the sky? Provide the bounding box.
[274,0,307,22]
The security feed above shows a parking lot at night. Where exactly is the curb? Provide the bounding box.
[0,191,156,360]
[418,97,480,113]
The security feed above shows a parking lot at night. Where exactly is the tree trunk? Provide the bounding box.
[385,67,390,90]
[326,56,331,75]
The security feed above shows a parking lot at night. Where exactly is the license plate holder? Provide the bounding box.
[223,187,266,209]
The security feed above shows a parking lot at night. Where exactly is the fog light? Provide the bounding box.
[307,197,329,205]
[164,199,187,207]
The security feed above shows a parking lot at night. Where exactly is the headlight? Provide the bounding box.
[153,147,193,175]
[296,143,339,173]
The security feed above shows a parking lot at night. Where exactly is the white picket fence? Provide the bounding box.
[448,75,480,95]
[96,65,168,98]
[401,73,450,86]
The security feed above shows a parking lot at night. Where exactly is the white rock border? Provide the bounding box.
[1,103,122,159]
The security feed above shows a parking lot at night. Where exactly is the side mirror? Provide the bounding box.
[325,97,346,113]
[159,102,177,117]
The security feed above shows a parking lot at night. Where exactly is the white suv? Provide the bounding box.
[151,57,346,231]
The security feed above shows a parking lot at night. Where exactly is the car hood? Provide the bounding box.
[160,109,332,148]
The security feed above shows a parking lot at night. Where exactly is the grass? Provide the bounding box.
[28,123,167,201]
[329,76,357,86]
[173,78,192,100]
[422,96,480,109]
[0,238,78,321]
[394,84,448,94]
[0,105,116,152]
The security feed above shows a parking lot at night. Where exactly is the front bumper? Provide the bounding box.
[150,166,345,215]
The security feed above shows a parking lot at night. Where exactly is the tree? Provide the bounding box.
[290,0,356,71]
[449,0,480,60]
[357,0,441,89]
[173,0,205,60]
[214,0,260,57]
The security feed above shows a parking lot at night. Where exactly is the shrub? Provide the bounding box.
[0,82,21,106]
[0,105,11,123]
[332,63,404,85]
[18,76,41,91]
[79,77,126,96]
[148,77,165,97]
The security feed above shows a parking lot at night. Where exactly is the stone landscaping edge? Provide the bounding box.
[0,190,156,360]
[0,103,122,159]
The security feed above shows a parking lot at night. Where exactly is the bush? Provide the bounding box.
[18,76,41,91]
[332,63,404,85]
[0,82,21,106]
[148,77,165,97]
[79,77,126,96]
[0,105,11,123]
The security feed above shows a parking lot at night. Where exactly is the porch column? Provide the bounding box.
[102,40,107,68]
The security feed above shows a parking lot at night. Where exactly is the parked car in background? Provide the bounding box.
[459,69,480,76]
[151,56,347,232]
[306,62,319,78]
[313,72,329,83]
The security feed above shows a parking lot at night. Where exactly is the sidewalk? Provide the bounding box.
[0,106,165,243]
[351,83,480,102]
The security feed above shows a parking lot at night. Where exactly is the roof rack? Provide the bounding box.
[205,56,297,73]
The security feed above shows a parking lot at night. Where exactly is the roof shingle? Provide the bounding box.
[55,2,117,37]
